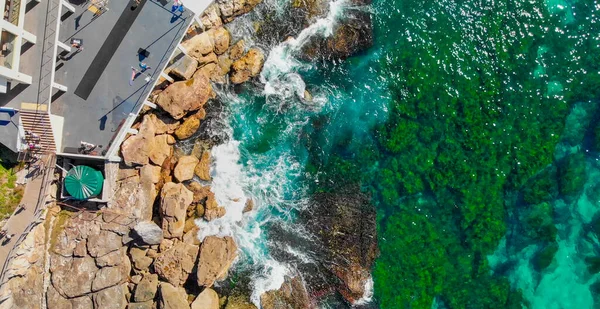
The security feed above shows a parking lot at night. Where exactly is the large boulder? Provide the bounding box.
[156,76,213,120]
[230,48,264,84]
[159,282,190,309]
[111,174,155,222]
[133,221,164,245]
[160,183,194,238]
[175,117,201,140]
[204,191,226,221]
[130,247,153,272]
[216,0,262,23]
[92,284,127,309]
[150,134,176,166]
[194,151,212,181]
[154,241,199,286]
[50,255,98,298]
[182,31,214,59]
[200,3,223,30]
[191,288,219,309]
[212,27,231,55]
[299,0,373,59]
[197,236,238,287]
[87,229,122,257]
[134,273,159,303]
[174,156,200,182]
[260,276,311,309]
[170,54,199,80]
[300,190,378,304]
[121,115,157,166]
[151,113,181,135]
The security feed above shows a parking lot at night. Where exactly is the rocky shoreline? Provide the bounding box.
[0,0,377,308]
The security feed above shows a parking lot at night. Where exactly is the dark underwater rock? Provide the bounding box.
[300,189,378,305]
[557,151,587,200]
[299,0,373,59]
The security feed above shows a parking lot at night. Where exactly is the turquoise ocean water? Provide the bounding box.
[195,0,600,307]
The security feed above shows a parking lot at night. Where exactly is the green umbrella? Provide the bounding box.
[64,165,104,200]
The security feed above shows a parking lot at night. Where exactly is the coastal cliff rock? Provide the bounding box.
[260,276,312,309]
[194,151,212,181]
[191,288,219,309]
[121,114,156,166]
[156,76,213,120]
[174,156,200,182]
[200,3,223,29]
[217,0,262,23]
[299,0,373,59]
[197,236,238,287]
[159,282,190,309]
[150,134,176,166]
[175,117,201,140]
[134,274,159,302]
[301,190,378,304]
[161,182,194,238]
[154,241,199,286]
[230,48,265,84]
[134,221,164,245]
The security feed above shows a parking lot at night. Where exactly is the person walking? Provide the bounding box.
[171,0,184,15]
[139,61,150,72]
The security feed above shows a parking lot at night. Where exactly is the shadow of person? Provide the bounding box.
[99,115,107,131]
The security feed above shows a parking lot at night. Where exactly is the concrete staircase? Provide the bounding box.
[19,103,56,153]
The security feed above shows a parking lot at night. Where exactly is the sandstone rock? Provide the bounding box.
[194,151,212,181]
[200,3,223,30]
[196,203,205,217]
[224,294,257,309]
[192,108,207,120]
[161,183,194,238]
[121,115,157,166]
[51,255,98,298]
[229,40,244,60]
[87,230,122,258]
[197,52,218,66]
[152,113,181,135]
[141,164,162,184]
[217,54,233,74]
[212,27,231,55]
[131,275,143,284]
[182,31,214,59]
[230,48,264,84]
[156,76,213,120]
[204,192,226,221]
[184,218,197,233]
[92,265,125,292]
[243,198,254,213]
[171,54,199,80]
[96,249,125,267]
[111,174,154,222]
[159,282,190,309]
[73,239,87,257]
[174,156,200,182]
[117,167,138,181]
[183,227,201,246]
[187,183,211,203]
[154,241,199,286]
[260,276,311,309]
[134,273,159,302]
[302,190,378,303]
[175,117,201,140]
[128,301,154,309]
[149,134,175,166]
[191,288,219,309]
[70,295,93,309]
[197,236,238,287]
[46,284,73,309]
[134,221,164,245]
[130,247,153,272]
[92,284,127,309]
[160,238,175,252]
[217,0,262,22]
[193,63,218,80]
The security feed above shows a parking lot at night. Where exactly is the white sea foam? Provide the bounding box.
[354,276,374,306]
[260,0,348,99]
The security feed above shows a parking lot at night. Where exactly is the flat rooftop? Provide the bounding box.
[0,0,193,153]
[52,0,193,153]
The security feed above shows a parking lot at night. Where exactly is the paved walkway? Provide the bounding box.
[0,155,54,285]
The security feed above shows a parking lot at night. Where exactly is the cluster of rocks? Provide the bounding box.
[167,23,264,85]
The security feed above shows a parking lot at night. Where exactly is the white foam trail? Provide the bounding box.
[260,0,348,98]
[353,276,374,306]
